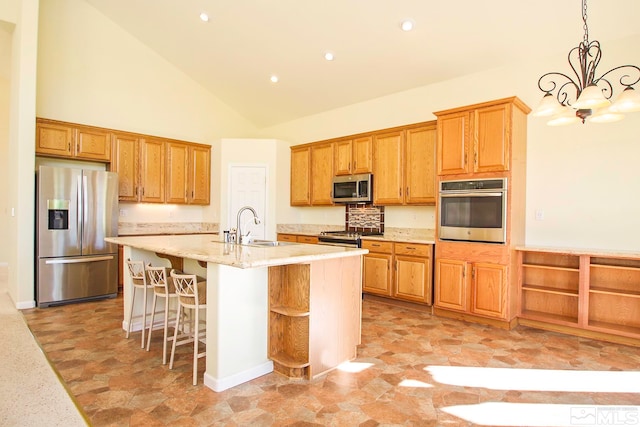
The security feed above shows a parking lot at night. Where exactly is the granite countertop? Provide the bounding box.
[106,234,367,269]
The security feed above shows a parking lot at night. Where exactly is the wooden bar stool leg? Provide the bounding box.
[146,292,158,351]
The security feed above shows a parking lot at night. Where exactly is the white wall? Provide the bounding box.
[259,35,640,251]
[3,0,38,307]
[36,0,260,227]
[0,20,12,286]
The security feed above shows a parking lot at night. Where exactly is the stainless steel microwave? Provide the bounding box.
[438,178,507,243]
[332,173,373,204]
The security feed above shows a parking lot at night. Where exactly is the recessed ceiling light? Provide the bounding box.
[270,75,279,83]
[324,52,335,61]
[401,19,414,31]
[199,12,209,22]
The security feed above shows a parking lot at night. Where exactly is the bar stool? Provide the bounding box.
[145,265,179,364]
[125,259,153,348]
[169,270,207,385]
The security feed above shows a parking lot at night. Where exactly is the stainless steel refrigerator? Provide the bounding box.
[36,166,119,307]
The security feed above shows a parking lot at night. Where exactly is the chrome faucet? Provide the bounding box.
[236,206,261,245]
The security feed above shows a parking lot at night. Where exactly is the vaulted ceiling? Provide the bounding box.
[83,0,640,127]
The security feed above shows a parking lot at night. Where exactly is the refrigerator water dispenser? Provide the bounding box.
[47,199,70,230]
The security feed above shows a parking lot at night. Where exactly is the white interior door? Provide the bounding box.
[228,165,267,240]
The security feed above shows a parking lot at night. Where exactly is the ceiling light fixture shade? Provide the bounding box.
[547,107,582,126]
[535,0,640,125]
[589,106,625,123]
[532,93,564,117]
[611,87,640,113]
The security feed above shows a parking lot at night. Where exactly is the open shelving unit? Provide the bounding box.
[588,257,640,338]
[519,251,580,326]
[517,248,640,345]
[268,264,311,378]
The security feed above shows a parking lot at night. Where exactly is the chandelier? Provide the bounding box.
[533,0,640,125]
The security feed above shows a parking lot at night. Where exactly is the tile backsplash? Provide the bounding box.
[346,204,384,233]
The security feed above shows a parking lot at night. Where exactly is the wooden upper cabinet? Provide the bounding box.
[373,130,404,205]
[189,144,211,205]
[474,103,510,173]
[405,124,436,205]
[310,142,334,205]
[166,142,189,204]
[75,126,111,161]
[139,138,165,203]
[436,111,469,176]
[435,97,529,177]
[111,132,140,202]
[290,146,311,206]
[36,118,110,162]
[352,136,373,174]
[36,121,74,157]
[334,139,353,175]
[166,142,210,205]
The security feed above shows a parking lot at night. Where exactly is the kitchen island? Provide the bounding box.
[105,234,367,392]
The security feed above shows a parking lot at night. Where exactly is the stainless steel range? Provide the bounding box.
[318,230,383,248]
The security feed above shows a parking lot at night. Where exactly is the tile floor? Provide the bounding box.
[23,295,640,426]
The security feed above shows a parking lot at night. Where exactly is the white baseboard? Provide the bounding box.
[16,300,36,309]
[204,361,274,392]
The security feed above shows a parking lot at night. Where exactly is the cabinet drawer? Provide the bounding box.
[362,240,393,254]
[277,234,298,243]
[297,235,318,244]
[395,243,431,257]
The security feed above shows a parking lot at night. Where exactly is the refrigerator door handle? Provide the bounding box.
[45,255,115,265]
[77,174,83,244]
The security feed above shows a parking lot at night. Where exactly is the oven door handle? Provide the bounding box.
[440,192,504,198]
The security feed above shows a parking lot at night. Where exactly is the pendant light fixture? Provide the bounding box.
[533,0,640,125]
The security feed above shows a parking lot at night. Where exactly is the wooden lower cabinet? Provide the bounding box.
[435,259,507,319]
[434,241,512,324]
[277,233,318,244]
[517,249,640,345]
[363,240,433,305]
[268,256,362,379]
[434,259,467,311]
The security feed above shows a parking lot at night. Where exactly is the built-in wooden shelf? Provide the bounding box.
[517,248,640,346]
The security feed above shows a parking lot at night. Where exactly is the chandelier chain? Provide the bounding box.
[582,0,589,45]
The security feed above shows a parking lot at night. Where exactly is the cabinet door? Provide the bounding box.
[395,255,432,304]
[290,146,310,206]
[363,253,393,296]
[437,112,469,176]
[334,139,352,176]
[189,145,211,205]
[405,124,436,205]
[165,142,189,204]
[352,136,373,174]
[111,133,139,202]
[472,262,507,319]
[474,104,510,173]
[139,139,165,203]
[36,121,73,157]
[373,130,404,205]
[435,259,467,311]
[310,142,334,205]
[75,126,111,161]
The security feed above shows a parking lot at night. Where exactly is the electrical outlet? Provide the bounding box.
[119,209,127,217]
[535,209,545,221]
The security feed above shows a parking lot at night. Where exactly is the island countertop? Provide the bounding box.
[106,234,368,268]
